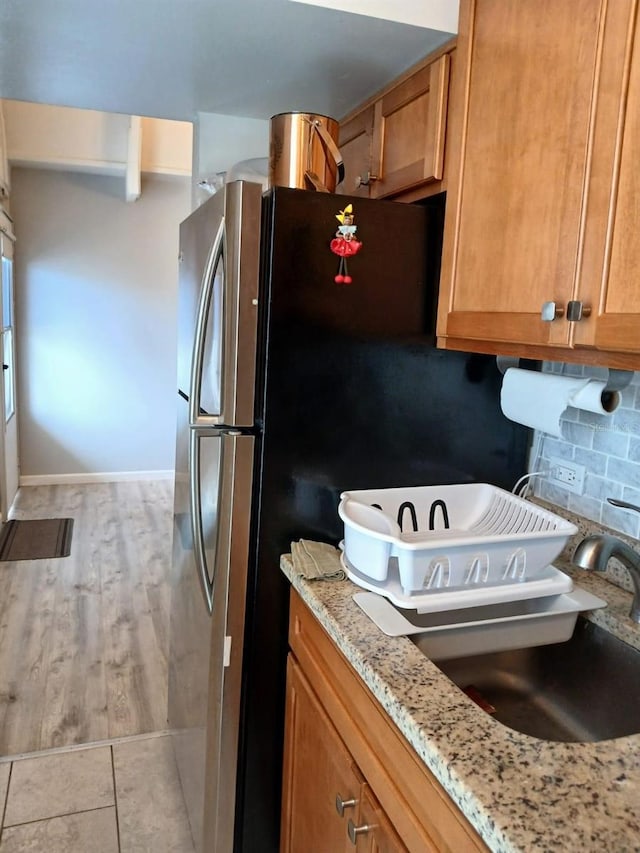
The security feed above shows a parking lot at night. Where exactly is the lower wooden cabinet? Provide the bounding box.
[281,656,364,852]
[281,656,406,852]
[281,590,487,853]
[354,783,407,853]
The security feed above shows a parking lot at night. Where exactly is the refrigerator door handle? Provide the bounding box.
[188,427,214,614]
[189,216,225,426]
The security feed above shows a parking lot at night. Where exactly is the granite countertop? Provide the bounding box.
[280,554,640,853]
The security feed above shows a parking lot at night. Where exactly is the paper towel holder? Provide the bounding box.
[604,368,635,392]
[495,356,633,396]
[496,356,522,374]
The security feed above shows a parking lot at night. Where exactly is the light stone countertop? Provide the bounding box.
[280,554,640,853]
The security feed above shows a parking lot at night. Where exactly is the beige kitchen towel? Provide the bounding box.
[290,539,346,581]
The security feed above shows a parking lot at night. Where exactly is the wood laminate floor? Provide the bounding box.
[0,480,173,757]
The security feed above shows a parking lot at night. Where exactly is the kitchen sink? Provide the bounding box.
[413,618,640,742]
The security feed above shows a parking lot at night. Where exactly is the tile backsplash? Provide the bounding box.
[532,363,640,540]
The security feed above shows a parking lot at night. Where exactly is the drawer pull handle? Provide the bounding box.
[348,819,372,844]
[541,301,564,321]
[335,794,357,817]
[566,300,592,322]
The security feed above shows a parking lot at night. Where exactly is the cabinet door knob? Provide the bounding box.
[566,300,592,321]
[541,301,565,321]
[347,818,371,844]
[335,794,357,817]
[355,172,378,188]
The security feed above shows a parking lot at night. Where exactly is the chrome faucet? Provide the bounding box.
[573,535,640,623]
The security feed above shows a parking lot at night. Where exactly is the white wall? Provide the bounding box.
[288,0,459,32]
[5,101,193,178]
[11,167,191,480]
[194,112,269,203]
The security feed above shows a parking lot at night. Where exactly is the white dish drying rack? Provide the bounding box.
[338,483,578,597]
[338,483,602,657]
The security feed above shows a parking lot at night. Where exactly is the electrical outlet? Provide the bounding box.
[549,457,586,495]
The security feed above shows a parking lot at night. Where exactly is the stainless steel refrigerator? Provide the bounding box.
[168,181,529,853]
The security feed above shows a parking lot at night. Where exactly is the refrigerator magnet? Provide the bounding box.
[330,203,362,283]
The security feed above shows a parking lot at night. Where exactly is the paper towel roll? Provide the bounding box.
[570,381,621,415]
[500,368,620,436]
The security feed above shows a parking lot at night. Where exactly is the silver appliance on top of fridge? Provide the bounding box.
[168,181,529,853]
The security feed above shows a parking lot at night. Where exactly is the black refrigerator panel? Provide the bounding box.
[234,188,435,853]
[259,186,530,541]
[262,338,530,542]
[234,187,530,852]
[264,186,434,340]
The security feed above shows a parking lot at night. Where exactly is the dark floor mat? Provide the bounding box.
[0,518,74,561]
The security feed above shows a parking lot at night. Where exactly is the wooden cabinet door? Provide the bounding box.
[288,592,486,853]
[338,106,375,198]
[351,784,408,853]
[575,0,640,354]
[437,0,611,349]
[281,655,360,853]
[370,54,450,200]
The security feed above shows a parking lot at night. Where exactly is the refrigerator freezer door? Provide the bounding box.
[189,181,262,428]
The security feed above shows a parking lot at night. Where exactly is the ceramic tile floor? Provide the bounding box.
[0,733,195,852]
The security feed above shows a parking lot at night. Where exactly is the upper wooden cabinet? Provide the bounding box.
[338,43,454,202]
[575,1,640,356]
[339,106,376,200]
[437,0,640,369]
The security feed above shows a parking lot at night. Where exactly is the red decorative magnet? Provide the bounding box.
[330,204,362,284]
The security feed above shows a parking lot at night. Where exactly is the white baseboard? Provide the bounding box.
[19,470,175,486]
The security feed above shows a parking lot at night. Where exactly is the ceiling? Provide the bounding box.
[0,0,455,123]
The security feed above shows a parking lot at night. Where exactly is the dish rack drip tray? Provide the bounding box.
[341,551,574,613]
[352,587,607,660]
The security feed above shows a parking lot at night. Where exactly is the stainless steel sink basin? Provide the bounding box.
[413,619,640,742]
